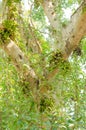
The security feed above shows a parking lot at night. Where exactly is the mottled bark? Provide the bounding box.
[41,0,63,50]
[0,39,38,88]
[42,0,86,79]
[42,0,86,58]
[63,1,86,58]
[0,0,86,83]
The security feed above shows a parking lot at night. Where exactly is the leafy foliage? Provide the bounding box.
[0,0,86,129]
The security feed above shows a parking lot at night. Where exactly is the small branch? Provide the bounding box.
[47,68,58,80]
[28,22,42,53]
[1,0,8,21]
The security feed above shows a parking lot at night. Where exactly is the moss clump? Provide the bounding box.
[49,50,63,71]
[59,60,71,75]
[0,27,10,43]
[7,0,21,6]
[0,20,18,44]
[0,0,20,44]
[48,50,71,74]
[40,96,54,112]
[82,6,86,13]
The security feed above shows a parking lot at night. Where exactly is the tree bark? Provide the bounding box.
[41,0,86,79]
[0,39,38,88]
[41,0,63,50]
[0,0,86,83]
[63,1,86,58]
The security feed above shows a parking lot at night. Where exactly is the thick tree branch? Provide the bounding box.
[42,0,60,32]
[0,0,39,88]
[47,1,86,80]
[41,0,63,50]
[0,39,38,87]
[42,0,86,57]
[1,0,86,83]
[63,1,86,58]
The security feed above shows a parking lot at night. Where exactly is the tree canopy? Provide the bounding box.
[0,0,86,129]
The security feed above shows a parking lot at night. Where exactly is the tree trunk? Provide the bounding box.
[0,0,86,94]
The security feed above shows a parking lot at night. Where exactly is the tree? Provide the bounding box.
[0,0,86,129]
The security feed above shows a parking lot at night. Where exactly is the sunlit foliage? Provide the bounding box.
[0,0,86,129]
